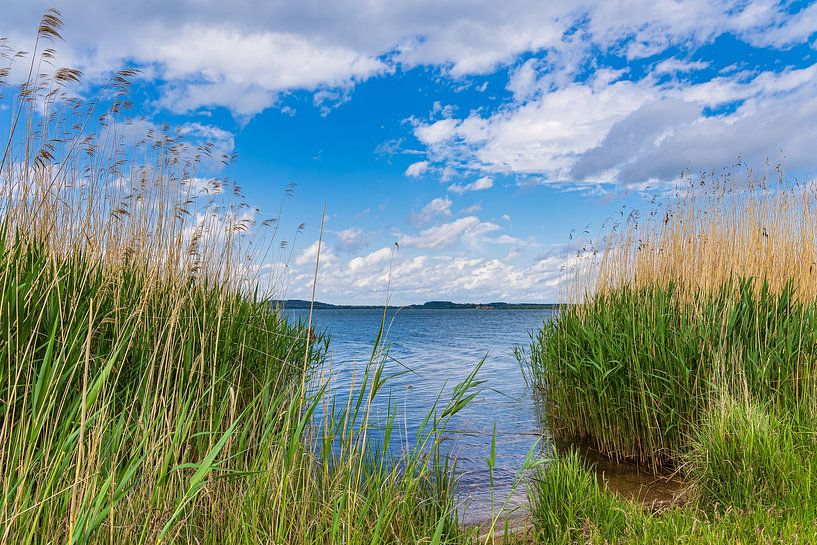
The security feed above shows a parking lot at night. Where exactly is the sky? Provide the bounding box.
[2,1,817,304]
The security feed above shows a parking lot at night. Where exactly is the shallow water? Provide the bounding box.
[579,445,688,508]
[286,307,552,523]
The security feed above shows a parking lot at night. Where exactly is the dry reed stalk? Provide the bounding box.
[575,171,817,302]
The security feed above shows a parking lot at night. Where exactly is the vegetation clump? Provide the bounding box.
[0,11,477,544]
[528,432,817,544]
[524,169,817,467]
[527,279,817,467]
[521,168,817,542]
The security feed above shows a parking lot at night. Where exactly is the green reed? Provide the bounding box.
[519,168,817,541]
[0,234,484,543]
[522,279,817,468]
[0,11,485,544]
[525,398,817,544]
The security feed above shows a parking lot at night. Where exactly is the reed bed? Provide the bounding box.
[523,168,817,467]
[526,280,817,466]
[596,170,817,299]
[519,168,817,541]
[0,11,479,544]
[527,423,817,544]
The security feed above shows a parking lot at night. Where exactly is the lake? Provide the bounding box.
[286,307,553,524]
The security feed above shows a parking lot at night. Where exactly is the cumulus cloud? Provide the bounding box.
[413,62,817,186]
[335,227,375,252]
[507,58,542,101]
[414,74,652,180]
[7,0,804,119]
[177,122,236,168]
[281,243,581,304]
[448,176,494,194]
[653,58,710,75]
[348,246,394,273]
[295,240,337,267]
[154,28,388,116]
[409,197,453,226]
[180,205,258,256]
[414,119,461,145]
[405,160,430,177]
[100,118,235,174]
[181,177,223,195]
[574,65,817,183]
[400,216,499,249]
[744,2,817,48]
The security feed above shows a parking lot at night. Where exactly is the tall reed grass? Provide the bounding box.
[590,166,817,301]
[0,11,480,543]
[522,167,817,468]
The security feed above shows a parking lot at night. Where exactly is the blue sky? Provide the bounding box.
[3,1,817,303]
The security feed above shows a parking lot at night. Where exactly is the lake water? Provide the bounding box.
[286,307,553,524]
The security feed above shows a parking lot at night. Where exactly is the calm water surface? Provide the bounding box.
[287,308,553,523]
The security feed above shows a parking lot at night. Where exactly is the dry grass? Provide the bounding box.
[522,168,817,543]
[522,165,817,466]
[592,167,817,300]
[0,11,480,544]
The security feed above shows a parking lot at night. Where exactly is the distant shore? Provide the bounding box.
[274,299,563,310]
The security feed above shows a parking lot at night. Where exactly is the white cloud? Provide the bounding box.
[335,227,375,252]
[507,58,542,101]
[295,240,337,267]
[177,122,237,170]
[414,62,817,186]
[181,177,223,195]
[405,160,430,177]
[100,119,235,174]
[448,175,493,194]
[414,119,461,145]
[180,205,258,257]
[492,234,516,243]
[654,58,710,75]
[3,0,811,120]
[152,28,388,116]
[282,245,582,304]
[415,76,654,180]
[572,64,817,183]
[745,2,817,48]
[400,215,499,249]
[409,196,453,226]
[348,246,394,273]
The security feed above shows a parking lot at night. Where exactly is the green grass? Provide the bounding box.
[519,170,817,541]
[0,225,489,544]
[521,279,817,542]
[686,395,817,512]
[526,450,629,544]
[525,399,817,544]
[521,279,817,468]
[0,12,488,543]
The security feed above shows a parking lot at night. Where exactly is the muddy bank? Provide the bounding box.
[464,444,688,542]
